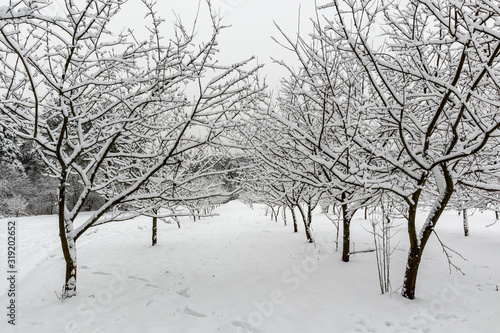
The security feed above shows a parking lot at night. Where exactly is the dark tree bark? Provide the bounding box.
[266,205,274,221]
[152,209,158,246]
[463,209,469,237]
[307,203,312,235]
[290,205,298,233]
[282,205,287,226]
[402,167,454,299]
[401,191,422,300]
[58,170,77,299]
[298,203,313,243]
[341,201,352,262]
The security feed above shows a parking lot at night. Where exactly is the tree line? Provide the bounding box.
[0,0,499,302]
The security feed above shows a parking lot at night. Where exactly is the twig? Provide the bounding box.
[486,219,498,228]
[432,229,467,275]
[349,249,376,254]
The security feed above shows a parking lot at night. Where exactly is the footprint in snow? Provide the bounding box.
[231,320,264,333]
[115,315,126,322]
[128,275,149,282]
[182,306,206,318]
[126,275,161,288]
[176,287,191,298]
[92,271,113,276]
[146,283,161,289]
[355,319,376,333]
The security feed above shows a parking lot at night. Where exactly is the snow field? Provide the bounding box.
[0,201,499,332]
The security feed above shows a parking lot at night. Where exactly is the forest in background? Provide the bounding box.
[1,125,105,217]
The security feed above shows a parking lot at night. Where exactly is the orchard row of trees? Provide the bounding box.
[0,0,499,301]
[237,0,500,300]
[0,0,265,299]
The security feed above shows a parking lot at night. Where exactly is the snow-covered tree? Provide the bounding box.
[4,194,28,217]
[266,17,379,259]
[0,124,23,171]
[0,0,263,299]
[0,125,31,216]
[323,0,500,299]
[240,105,326,242]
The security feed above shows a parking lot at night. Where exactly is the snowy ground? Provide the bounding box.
[1,201,499,333]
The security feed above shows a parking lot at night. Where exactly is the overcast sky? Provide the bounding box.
[115,0,327,91]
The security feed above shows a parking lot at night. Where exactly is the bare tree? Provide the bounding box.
[0,0,263,298]
[269,16,378,260]
[323,0,500,299]
[240,111,328,243]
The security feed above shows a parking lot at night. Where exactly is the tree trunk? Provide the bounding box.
[402,248,421,299]
[282,205,287,226]
[402,192,420,299]
[298,204,313,243]
[307,203,313,239]
[402,166,454,299]
[290,205,298,233]
[364,206,368,220]
[463,209,469,237]
[152,209,158,246]
[335,222,340,252]
[496,210,499,220]
[58,175,77,299]
[341,202,352,262]
[269,206,275,221]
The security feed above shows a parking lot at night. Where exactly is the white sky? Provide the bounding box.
[39,0,384,92]
[39,0,332,90]
[116,0,328,91]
